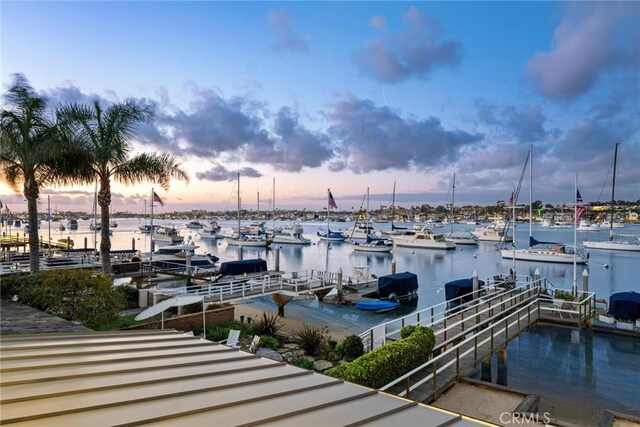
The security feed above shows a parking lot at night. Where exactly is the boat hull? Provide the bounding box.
[355,300,400,313]
[501,249,587,264]
[583,241,640,252]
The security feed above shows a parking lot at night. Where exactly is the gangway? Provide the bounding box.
[358,275,596,404]
[154,270,337,304]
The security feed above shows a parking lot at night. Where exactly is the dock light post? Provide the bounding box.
[238,245,243,260]
[275,246,280,271]
[391,260,396,274]
[337,267,343,304]
[582,269,589,295]
[472,270,478,299]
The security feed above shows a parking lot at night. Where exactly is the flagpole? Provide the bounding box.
[150,188,154,263]
[573,173,577,298]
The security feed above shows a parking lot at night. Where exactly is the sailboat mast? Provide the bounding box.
[391,181,396,230]
[272,177,275,230]
[327,188,330,233]
[609,143,619,241]
[237,173,241,238]
[149,189,154,261]
[529,144,533,239]
[451,174,455,233]
[572,173,578,297]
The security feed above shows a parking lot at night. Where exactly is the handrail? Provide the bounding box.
[360,277,544,351]
[379,289,596,396]
[380,299,539,394]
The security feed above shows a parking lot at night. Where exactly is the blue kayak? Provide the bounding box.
[355,300,401,313]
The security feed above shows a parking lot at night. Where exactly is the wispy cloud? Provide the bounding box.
[525,3,640,98]
[267,9,308,54]
[196,164,262,182]
[355,7,462,84]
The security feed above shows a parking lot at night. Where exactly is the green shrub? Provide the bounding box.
[400,324,419,339]
[554,290,574,301]
[326,325,435,389]
[290,356,315,370]
[336,335,364,361]
[254,312,285,337]
[292,324,329,357]
[259,335,279,350]
[4,269,125,330]
[200,320,249,342]
[0,272,32,300]
[327,339,338,350]
[115,285,139,310]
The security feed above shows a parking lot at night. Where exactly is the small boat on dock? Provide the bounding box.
[355,300,401,313]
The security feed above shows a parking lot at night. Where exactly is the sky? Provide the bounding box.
[1,1,639,213]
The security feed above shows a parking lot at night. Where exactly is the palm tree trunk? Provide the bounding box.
[26,191,40,273]
[98,178,112,275]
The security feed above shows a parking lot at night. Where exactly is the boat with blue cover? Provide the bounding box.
[445,277,485,310]
[355,300,401,313]
[375,272,419,302]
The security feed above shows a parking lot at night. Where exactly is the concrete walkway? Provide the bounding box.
[0,300,92,335]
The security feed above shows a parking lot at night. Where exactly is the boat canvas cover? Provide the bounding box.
[609,291,640,320]
[218,259,268,275]
[377,272,418,299]
[445,278,485,302]
[529,236,561,247]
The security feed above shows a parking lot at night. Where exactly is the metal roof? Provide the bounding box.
[0,330,493,426]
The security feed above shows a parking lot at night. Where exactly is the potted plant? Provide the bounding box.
[598,313,615,324]
[616,319,634,331]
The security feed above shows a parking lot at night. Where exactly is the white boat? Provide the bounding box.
[472,223,512,242]
[599,220,624,229]
[501,145,588,265]
[185,220,204,229]
[271,224,311,245]
[345,221,378,240]
[197,220,223,240]
[225,172,270,247]
[225,234,271,247]
[577,220,599,231]
[145,240,218,270]
[350,238,393,252]
[391,225,455,250]
[584,144,640,252]
[153,226,184,245]
[445,231,478,245]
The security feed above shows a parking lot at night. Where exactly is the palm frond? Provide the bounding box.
[114,152,189,190]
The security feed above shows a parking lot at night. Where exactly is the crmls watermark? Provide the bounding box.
[499,412,552,425]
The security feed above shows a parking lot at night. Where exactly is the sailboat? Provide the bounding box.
[317,188,347,241]
[501,145,587,264]
[445,173,478,245]
[348,188,393,252]
[225,172,271,247]
[381,181,407,236]
[584,144,640,251]
[271,178,311,245]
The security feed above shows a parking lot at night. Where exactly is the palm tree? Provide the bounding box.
[1,75,60,273]
[60,100,188,274]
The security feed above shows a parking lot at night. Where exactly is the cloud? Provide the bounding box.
[267,9,308,53]
[355,7,462,83]
[196,165,262,182]
[369,16,386,32]
[324,96,481,173]
[476,102,552,143]
[525,3,640,98]
[242,107,334,172]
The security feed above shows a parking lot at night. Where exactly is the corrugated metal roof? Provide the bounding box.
[0,331,493,426]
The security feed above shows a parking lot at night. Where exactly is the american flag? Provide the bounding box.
[153,191,165,207]
[575,188,586,221]
[508,192,514,207]
[328,190,337,209]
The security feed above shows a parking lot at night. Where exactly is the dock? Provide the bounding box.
[357,276,597,404]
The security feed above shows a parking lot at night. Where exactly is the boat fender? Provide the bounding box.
[389,293,398,302]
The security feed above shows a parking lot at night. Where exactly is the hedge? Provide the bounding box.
[0,269,125,330]
[326,325,435,389]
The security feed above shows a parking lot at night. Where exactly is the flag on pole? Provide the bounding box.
[575,188,586,221]
[328,190,337,209]
[508,192,514,207]
[153,191,165,207]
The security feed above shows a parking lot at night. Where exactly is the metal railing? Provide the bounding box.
[359,275,543,352]
[377,287,596,401]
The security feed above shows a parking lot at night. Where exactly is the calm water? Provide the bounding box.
[31,217,639,331]
[39,217,640,308]
[481,324,640,421]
